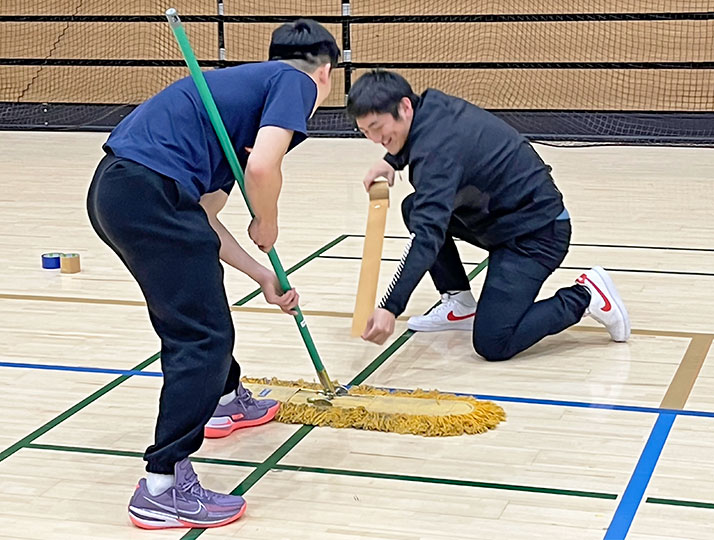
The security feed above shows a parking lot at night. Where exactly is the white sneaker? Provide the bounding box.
[407,291,476,332]
[576,266,630,342]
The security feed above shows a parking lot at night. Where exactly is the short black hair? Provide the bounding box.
[347,70,420,120]
[269,19,340,69]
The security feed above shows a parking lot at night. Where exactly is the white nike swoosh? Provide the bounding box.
[143,495,205,516]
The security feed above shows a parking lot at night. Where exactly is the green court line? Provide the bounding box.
[179,257,490,539]
[23,440,615,502]
[233,234,349,306]
[349,330,415,386]
[349,258,488,387]
[3,247,487,539]
[646,497,714,510]
[30,441,714,510]
[26,443,145,459]
[180,426,315,540]
[468,258,490,279]
[12,245,714,530]
[0,236,347,466]
[272,464,616,499]
[0,353,160,463]
[25,443,260,469]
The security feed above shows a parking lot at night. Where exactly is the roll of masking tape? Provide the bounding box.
[60,253,81,274]
[41,252,62,270]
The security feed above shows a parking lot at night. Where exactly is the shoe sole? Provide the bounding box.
[129,501,246,529]
[592,266,631,341]
[407,323,473,332]
[407,316,474,332]
[204,402,280,439]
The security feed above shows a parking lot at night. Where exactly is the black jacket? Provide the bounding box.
[380,89,565,316]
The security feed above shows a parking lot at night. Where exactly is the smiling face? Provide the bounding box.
[355,97,414,155]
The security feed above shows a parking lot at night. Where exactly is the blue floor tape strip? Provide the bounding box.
[604,413,676,539]
[0,361,161,377]
[394,385,714,419]
[467,393,714,418]
[2,361,714,419]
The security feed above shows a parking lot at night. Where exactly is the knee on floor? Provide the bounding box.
[472,335,516,362]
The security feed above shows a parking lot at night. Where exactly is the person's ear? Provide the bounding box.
[398,97,412,119]
[318,63,331,85]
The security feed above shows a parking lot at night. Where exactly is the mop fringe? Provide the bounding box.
[242,377,506,437]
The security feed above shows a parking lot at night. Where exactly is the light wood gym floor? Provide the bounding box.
[0,131,713,539]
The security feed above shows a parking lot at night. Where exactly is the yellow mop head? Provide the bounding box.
[243,377,505,436]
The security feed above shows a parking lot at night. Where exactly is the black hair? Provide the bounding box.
[346,70,420,120]
[269,19,340,70]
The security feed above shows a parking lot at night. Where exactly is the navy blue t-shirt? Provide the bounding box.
[104,61,317,201]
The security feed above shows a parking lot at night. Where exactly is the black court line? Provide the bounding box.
[6,58,714,70]
[317,254,714,277]
[559,266,714,277]
[233,235,349,306]
[344,234,714,252]
[571,243,714,253]
[350,61,714,70]
[2,12,713,23]
[0,236,347,464]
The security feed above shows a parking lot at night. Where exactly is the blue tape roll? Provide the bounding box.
[41,252,62,269]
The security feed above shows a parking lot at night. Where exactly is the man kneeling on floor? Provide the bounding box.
[348,70,630,358]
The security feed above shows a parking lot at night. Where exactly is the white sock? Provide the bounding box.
[147,473,175,496]
[218,389,236,406]
[448,290,476,307]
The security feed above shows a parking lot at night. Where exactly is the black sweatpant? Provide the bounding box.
[402,193,591,361]
[87,154,241,473]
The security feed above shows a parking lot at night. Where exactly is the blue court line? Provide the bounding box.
[603,413,676,539]
[387,385,714,419]
[0,361,162,377]
[462,393,714,418]
[3,360,714,419]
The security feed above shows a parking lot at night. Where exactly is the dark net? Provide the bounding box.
[1,1,712,143]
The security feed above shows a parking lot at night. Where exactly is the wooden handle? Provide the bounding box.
[352,183,390,337]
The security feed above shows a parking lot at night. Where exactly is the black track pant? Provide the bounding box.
[87,154,241,473]
[402,193,591,361]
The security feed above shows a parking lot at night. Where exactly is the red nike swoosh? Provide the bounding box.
[447,311,475,322]
[577,274,612,312]
[230,414,245,422]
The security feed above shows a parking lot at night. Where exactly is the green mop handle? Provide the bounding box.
[165,8,335,395]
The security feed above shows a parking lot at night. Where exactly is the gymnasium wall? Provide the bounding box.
[1,1,712,142]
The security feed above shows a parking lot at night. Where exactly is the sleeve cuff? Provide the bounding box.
[380,298,405,318]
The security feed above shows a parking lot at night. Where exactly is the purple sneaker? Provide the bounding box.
[128,458,245,529]
[204,382,280,439]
